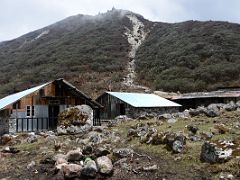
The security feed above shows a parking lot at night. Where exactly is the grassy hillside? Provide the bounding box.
[0,9,132,98]
[136,21,240,92]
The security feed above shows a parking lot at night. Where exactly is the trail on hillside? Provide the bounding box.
[123,14,150,91]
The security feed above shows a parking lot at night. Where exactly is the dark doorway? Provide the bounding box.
[48,105,59,129]
[119,104,125,115]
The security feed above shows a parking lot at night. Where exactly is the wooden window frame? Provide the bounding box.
[26,105,35,117]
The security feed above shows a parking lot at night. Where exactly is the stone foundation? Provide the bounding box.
[126,107,179,119]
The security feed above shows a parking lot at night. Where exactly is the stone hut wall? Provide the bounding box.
[0,110,9,135]
[126,106,179,119]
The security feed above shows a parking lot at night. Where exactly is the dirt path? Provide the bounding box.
[123,14,150,91]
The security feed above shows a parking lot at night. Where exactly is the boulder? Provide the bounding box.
[63,163,82,179]
[158,113,172,120]
[172,140,184,153]
[164,133,186,153]
[205,107,220,117]
[167,118,177,124]
[82,145,93,155]
[200,142,218,163]
[66,149,83,162]
[57,126,67,135]
[142,164,158,171]
[53,154,67,162]
[27,161,35,170]
[113,148,134,158]
[0,134,13,145]
[127,128,138,137]
[94,147,111,157]
[187,125,198,134]
[236,101,240,108]
[200,141,233,163]
[223,101,237,111]
[2,146,20,154]
[58,105,93,126]
[26,135,38,143]
[96,156,113,175]
[81,158,98,177]
[200,132,213,140]
[214,124,230,134]
[55,157,68,166]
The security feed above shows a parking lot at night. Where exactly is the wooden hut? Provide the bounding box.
[0,78,102,135]
[96,92,181,119]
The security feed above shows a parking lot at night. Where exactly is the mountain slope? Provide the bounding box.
[136,20,240,92]
[0,9,240,98]
[0,9,136,98]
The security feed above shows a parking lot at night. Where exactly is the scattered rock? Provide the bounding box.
[63,163,82,179]
[157,113,172,120]
[0,134,13,145]
[187,125,198,134]
[40,156,56,165]
[200,141,233,163]
[82,145,93,155]
[167,118,177,124]
[27,161,36,170]
[95,147,111,157]
[200,132,213,140]
[113,148,134,158]
[2,146,20,154]
[214,124,230,134]
[57,126,67,135]
[81,158,98,177]
[142,164,157,171]
[96,156,113,175]
[66,149,83,162]
[26,135,38,143]
[223,101,237,111]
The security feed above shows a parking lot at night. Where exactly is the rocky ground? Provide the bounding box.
[0,104,240,180]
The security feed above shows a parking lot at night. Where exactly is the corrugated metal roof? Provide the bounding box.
[0,83,49,110]
[107,92,181,107]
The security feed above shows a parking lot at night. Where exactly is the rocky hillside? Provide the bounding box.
[0,102,240,179]
[0,9,240,98]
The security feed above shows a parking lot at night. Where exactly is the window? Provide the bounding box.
[32,106,35,117]
[26,105,35,117]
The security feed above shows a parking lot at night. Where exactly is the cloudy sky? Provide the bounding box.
[0,0,240,41]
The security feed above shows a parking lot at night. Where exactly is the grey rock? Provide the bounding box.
[57,126,67,135]
[200,142,218,163]
[96,156,113,174]
[63,163,82,179]
[223,101,237,111]
[113,148,134,158]
[158,113,172,120]
[200,142,232,163]
[26,135,38,143]
[81,158,98,177]
[167,118,177,124]
[27,161,35,170]
[142,164,158,171]
[82,145,93,155]
[66,149,83,162]
[187,125,198,134]
[95,147,111,157]
[172,140,184,153]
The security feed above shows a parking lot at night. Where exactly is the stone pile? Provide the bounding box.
[127,123,187,153]
[50,147,113,179]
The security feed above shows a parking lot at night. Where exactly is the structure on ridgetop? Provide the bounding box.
[0,79,102,135]
[96,92,181,119]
